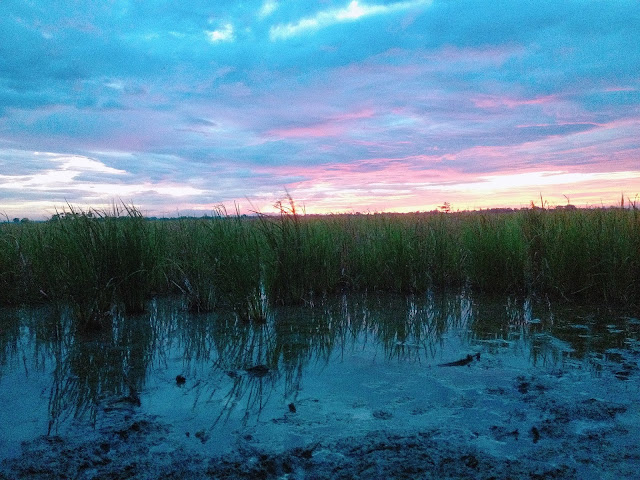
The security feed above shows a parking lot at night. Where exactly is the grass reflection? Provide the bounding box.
[1,292,638,435]
[0,308,20,372]
[46,308,155,433]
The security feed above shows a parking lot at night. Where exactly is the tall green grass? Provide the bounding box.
[258,197,346,305]
[1,199,639,319]
[522,203,640,302]
[463,213,528,294]
[24,204,161,331]
[336,212,465,293]
[0,222,30,305]
[166,206,266,319]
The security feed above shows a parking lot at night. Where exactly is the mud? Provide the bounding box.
[2,371,638,480]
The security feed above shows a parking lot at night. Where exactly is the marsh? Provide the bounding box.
[1,292,638,479]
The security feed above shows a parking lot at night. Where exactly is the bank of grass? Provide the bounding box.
[522,203,640,303]
[2,204,162,331]
[1,199,639,325]
[0,221,29,305]
[166,206,265,318]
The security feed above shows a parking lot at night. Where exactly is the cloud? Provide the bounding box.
[206,23,235,43]
[269,0,431,40]
[1,1,639,218]
[472,95,557,110]
[0,149,215,218]
[51,154,127,175]
[268,124,342,139]
[265,108,376,140]
[514,123,599,139]
[0,152,127,190]
[259,1,279,18]
[432,170,640,195]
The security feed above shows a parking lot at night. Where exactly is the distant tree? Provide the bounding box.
[12,218,20,223]
[438,202,451,213]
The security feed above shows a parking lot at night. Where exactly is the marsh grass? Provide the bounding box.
[167,218,219,313]
[1,199,639,319]
[167,207,266,319]
[364,213,465,292]
[23,204,160,331]
[258,196,347,305]
[522,204,640,303]
[463,213,528,294]
[0,222,30,305]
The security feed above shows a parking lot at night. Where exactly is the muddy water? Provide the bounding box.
[1,292,639,477]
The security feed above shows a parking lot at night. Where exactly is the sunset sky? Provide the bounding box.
[1,0,639,219]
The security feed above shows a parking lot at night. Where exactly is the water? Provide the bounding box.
[1,292,639,467]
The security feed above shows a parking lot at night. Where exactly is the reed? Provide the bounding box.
[520,203,640,304]
[463,212,528,294]
[165,207,267,319]
[325,213,463,294]
[166,217,220,313]
[0,222,30,305]
[414,212,466,289]
[111,203,163,314]
[25,204,160,331]
[205,208,266,321]
[1,198,639,313]
[258,196,345,305]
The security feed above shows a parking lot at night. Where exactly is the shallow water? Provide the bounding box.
[1,292,639,472]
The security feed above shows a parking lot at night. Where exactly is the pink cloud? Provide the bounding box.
[472,94,557,109]
[272,161,640,214]
[329,108,375,122]
[244,116,640,214]
[435,45,526,66]
[267,123,343,139]
[266,108,376,139]
[251,156,464,211]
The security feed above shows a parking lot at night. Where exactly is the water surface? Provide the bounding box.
[1,291,638,462]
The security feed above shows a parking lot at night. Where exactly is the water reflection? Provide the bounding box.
[0,292,638,439]
[0,308,20,372]
[42,308,154,433]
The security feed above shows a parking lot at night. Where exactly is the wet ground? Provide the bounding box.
[1,293,639,479]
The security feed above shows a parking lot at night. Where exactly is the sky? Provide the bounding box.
[1,0,639,219]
